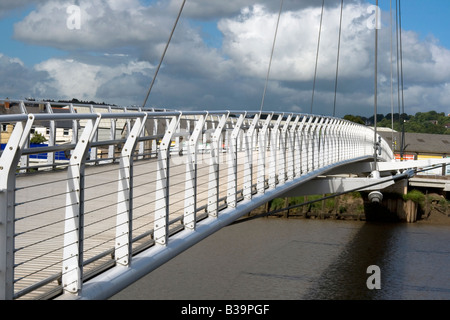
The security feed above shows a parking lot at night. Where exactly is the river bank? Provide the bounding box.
[246,191,450,225]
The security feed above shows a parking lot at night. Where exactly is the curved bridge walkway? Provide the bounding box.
[1,101,399,300]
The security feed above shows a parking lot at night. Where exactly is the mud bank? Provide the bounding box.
[246,191,450,225]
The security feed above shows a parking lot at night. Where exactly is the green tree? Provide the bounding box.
[343,115,365,125]
[30,132,47,144]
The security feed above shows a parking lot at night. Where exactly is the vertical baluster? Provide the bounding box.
[115,114,147,266]
[0,115,34,300]
[279,114,292,185]
[62,115,101,295]
[184,113,207,230]
[243,114,259,200]
[208,113,229,217]
[269,114,282,189]
[227,113,245,208]
[257,113,272,194]
[154,114,181,246]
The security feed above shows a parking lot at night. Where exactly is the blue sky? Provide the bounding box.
[1,0,450,117]
[0,9,65,67]
[380,0,450,48]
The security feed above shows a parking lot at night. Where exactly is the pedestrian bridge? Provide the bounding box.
[1,102,449,300]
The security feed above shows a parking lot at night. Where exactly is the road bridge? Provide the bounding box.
[1,101,449,300]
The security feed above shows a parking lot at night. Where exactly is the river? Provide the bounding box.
[110,217,450,300]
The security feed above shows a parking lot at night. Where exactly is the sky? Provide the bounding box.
[1,0,450,118]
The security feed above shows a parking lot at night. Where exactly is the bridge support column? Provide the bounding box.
[0,115,34,300]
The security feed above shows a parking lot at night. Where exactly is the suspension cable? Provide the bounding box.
[373,0,379,171]
[390,0,395,150]
[333,0,344,117]
[310,0,325,114]
[260,0,284,112]
[398,0,406,159]
[142,0,186,109]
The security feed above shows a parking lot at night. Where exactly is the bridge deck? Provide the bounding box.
[13,152,251,299]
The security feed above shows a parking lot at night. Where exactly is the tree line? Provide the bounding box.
[343,111,450,135]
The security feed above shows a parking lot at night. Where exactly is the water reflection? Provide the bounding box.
[306,222,400,299]
[111,219,450,300]
[306,222,450,300]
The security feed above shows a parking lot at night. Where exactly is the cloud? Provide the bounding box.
[13,1,168,52]
[2,0,450,117]
[0,53,50,99]
[172,0,360,19]
[0,0,36,17]
[33,55,154,105]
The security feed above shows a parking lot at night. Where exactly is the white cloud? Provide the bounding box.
[13,0,170,53]
[2,0,450,116]
[33,56,153,104]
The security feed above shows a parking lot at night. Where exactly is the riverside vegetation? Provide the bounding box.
[249,190,450,224]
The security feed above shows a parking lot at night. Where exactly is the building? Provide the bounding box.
[1,101,76,144]
[378,130,449,176]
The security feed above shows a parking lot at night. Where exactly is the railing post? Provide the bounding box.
[62,115,101,295]
[287,115,300,180]
[334,120,341,163]
[227,113,245,208]
[311,117,321,171]
[208,113,229,217]
[343,121,351,160]
[243,114,259,200]
[314,117,325,170]
[137,108,145,160]
[184,113,207,230]
[45,103,56,166]
[303,117,313,173]
[89,105,99,163]
[154,114,181,246]
[319,118,329,168]
[269,114,282,189]
[18,102,29,173]
[323,119,334,166]
[257,113,272,194]
[151,109,158,158]
[115,114,147,266]
[296,116,306,177]
[69,104,79,158]
[0,115,34,300]
[278,114,292,185]
[107,106,117,163]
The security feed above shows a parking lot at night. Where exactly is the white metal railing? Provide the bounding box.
[0,100,394,300]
